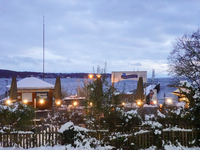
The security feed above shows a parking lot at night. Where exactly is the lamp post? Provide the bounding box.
[34,98,36,126]
[5,79,8,97]
[73,101,78,124]
[163,93,166,105]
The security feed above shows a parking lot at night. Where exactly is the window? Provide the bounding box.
[36,92,48,102]
[22,93,32,102]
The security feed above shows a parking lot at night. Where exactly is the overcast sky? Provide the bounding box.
[0,0,200,77]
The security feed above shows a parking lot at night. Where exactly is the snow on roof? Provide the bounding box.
[63,95,86,101]
[7,77,54,90]
[172,88,190,94]
[146,84,157,96]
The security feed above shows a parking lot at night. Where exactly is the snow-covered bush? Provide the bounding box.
[178,80,200,146]
[159,103,190,128]
[44,107,85,126]
[58,122,101,148]
[0,102,35,132]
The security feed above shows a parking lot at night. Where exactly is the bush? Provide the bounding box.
[59,122,100,148]
[0,102,35,132]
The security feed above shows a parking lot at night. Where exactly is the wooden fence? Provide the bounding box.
[0,126,62,149]
[0,126,197,149]
[109,128,196,149]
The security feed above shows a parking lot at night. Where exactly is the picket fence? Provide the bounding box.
[0,126,62,149]
[0,126,197,149]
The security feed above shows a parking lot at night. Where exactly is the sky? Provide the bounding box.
[0,0,200,78]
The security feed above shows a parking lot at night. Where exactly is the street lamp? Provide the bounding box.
[96,74,101,78]
[72,101,78,124]
[88,74,94,79]
[88,74,101,79]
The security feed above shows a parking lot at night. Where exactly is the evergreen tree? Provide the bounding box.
[0,102,35,132]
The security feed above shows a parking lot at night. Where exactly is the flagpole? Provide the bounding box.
[43,16,45,81]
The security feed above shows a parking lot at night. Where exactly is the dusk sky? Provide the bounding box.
[0,0,200,77]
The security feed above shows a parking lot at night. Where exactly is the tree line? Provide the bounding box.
[0,69,111,78]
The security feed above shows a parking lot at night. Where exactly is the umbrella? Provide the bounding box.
[9,76,17,101]
[53,76,62,100]
[135,77,144,102]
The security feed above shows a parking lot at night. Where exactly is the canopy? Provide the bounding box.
[53,76,62,100]
[9,77,17,100]
[134,77,144,101]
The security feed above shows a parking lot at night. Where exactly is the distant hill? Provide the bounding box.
[0,69,111,78]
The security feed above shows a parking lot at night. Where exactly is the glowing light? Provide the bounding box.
[23,99,28,104]
[122,102,125,106]
[56,100,61,106]
[88,74,94,79]
[73,101,78,106]
[39,99,44,104]
[6,99,11,105]
[96,74,101,78]
[166,99,173,103]
[89,102,93,106]
[136,100,143,106]
[153,100,157,105]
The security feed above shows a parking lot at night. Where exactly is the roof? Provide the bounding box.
[7,77,54,90]
[63,95,86,101]
[173,88,189,93]
[172,88,190,96]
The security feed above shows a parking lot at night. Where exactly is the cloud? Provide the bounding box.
[1,0,200,77]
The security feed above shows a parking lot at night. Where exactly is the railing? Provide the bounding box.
[0,126,197,149]
[0,93,7,101]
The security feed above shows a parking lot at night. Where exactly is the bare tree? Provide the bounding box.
[168,29,200,146]
[168,29,200,86]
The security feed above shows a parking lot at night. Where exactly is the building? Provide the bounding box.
[7,77,54,110]
[172,88,190,105]
[62,95,86,106]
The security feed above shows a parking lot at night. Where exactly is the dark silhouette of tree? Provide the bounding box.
[168,29,200,146]
[168,29,200,86]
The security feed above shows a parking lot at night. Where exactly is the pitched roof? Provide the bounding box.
[7,77,54,90]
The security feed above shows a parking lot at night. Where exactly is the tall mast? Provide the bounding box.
[43,16,45,80]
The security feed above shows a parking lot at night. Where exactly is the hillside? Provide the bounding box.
[0,69,111,78]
